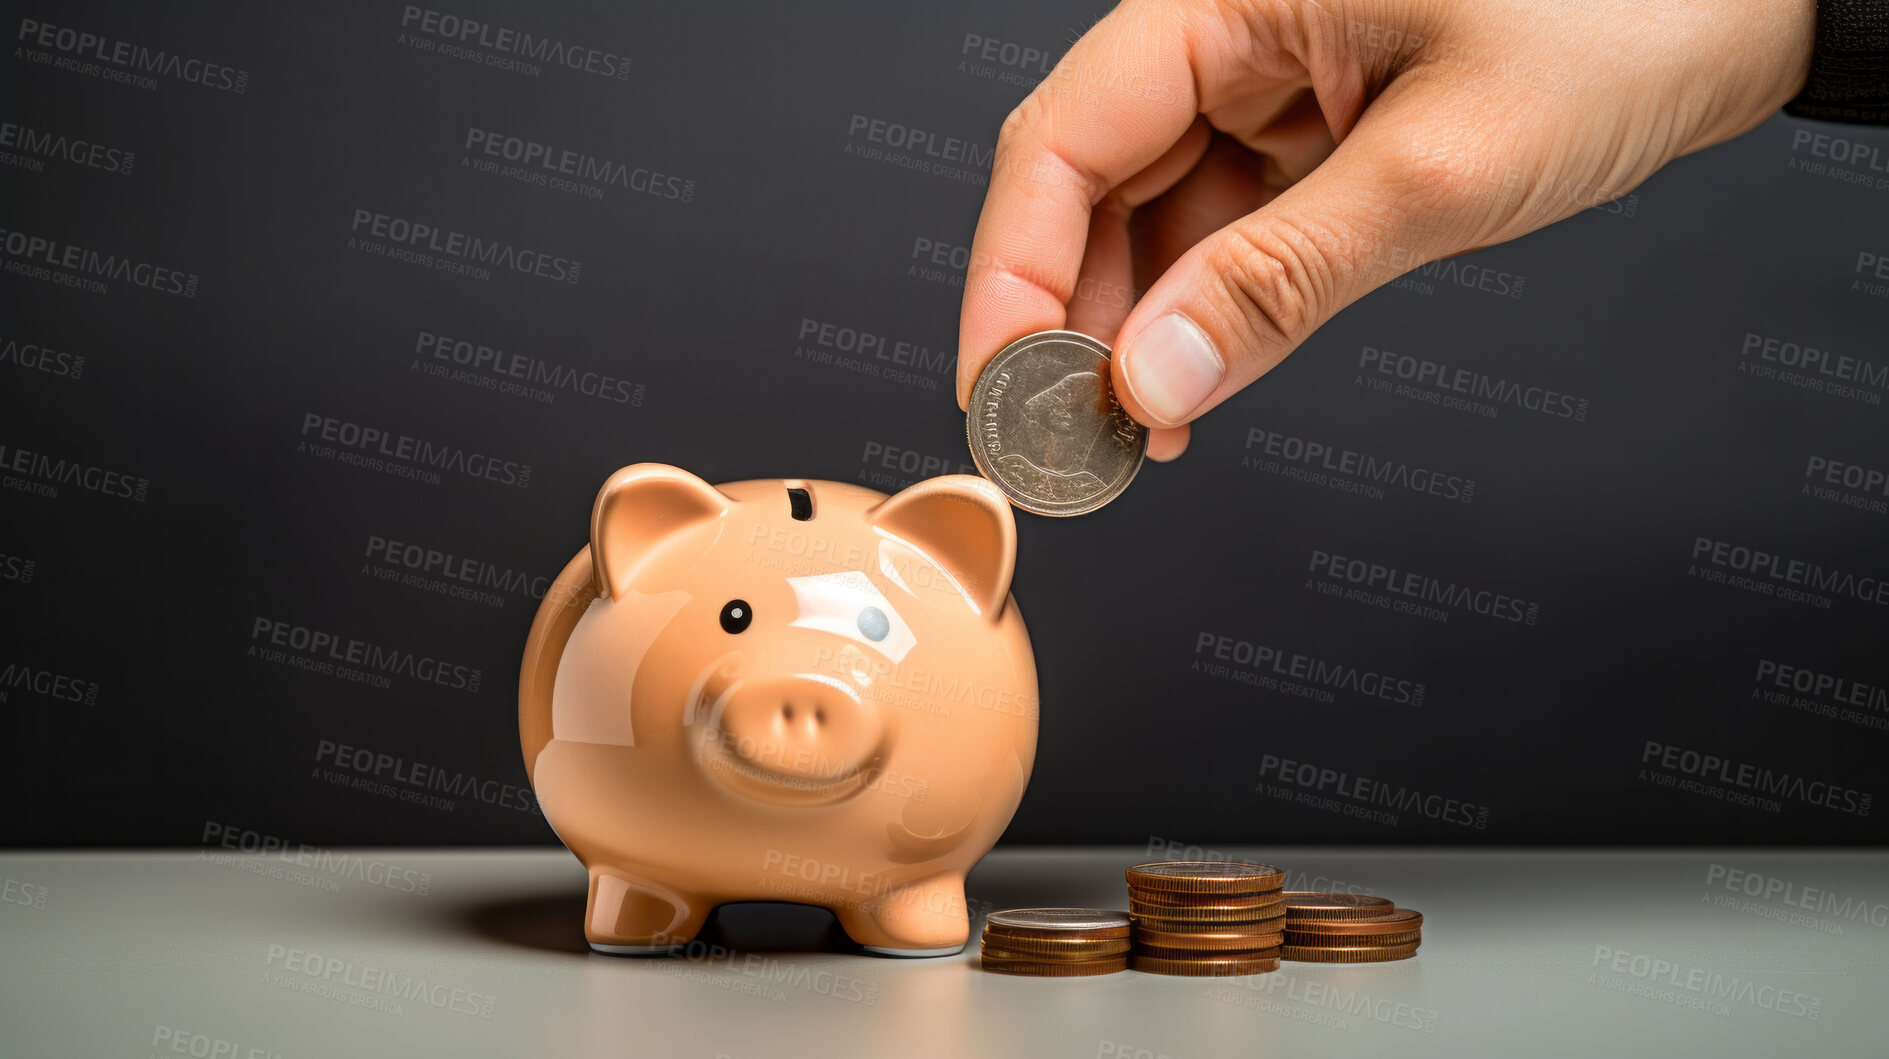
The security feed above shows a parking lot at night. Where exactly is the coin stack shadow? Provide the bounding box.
[1280,901,1423,963]
[1125,862,1286,976]
[979,909,1131,977]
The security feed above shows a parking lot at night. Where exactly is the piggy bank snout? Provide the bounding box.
[715,676,885,781]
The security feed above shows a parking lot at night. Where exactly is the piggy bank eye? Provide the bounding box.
[719,599,753,634]
[856,606,889,642]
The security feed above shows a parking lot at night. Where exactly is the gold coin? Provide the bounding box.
[1133,926,1285,952]
[1129,952,1281,977]
[1280,942,1421,963]
[1278,892,1396,921]
[1284,928,1422,948]
[1126,861,1287,894]
[981,954,1129,977]
[981,934,1132,959]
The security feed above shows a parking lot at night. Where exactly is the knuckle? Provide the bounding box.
[995,94,1045,160]
[1209,222,1330,349]
[992,93,1085,198]
[1382,139,1499,216]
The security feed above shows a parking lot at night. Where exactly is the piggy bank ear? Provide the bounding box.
[868,475,1017,620]
[591,464,732,601]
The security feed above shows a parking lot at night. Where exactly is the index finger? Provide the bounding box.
[954,2,1248,407]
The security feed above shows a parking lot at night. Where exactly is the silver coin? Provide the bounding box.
[965,330,1148,516]
[985,908,1131,932]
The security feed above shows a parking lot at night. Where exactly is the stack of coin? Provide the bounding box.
[1280,894,1422,962]
[1125,862,1286,976]
[979,908,1131,976]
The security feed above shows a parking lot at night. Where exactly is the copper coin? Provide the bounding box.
[1128,888,1285,911]
[1130,898,1285,922]
[1131,917,1285,938]
[981,934,1132,959]
[1134,926,1285,953]
[1130,952,1281,976]
[981,954,1129,976]
[982,908,1131,940]
[1137,945,1282,962]
[1284,928,1422,948]
[1131,914,1285,937]
[981,945,1130,965]
[1130,903,1287,926]
[1126,862,1286,894]
[1278,892,1395,921]
[1132,919,1285,941]
[1284,908,1422,936]
[1280,942,1420,963]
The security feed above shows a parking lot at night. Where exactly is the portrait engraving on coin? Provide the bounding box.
[967,332,1148,516]
[993,370,1112,501]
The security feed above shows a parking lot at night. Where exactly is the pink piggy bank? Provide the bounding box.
[519,464,1038,956]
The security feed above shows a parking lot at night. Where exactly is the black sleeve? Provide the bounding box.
[1785,0,1889,123]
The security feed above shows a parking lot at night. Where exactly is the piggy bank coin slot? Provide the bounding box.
[786,484,814,521]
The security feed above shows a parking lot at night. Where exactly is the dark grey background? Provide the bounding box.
[2,0,1883,846]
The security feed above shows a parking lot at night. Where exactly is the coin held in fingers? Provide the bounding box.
[966,330,1148,517]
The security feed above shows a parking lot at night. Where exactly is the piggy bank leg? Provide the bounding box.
[585,871,710,955]
[833,873,970,957]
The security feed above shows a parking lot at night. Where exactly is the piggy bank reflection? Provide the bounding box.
[520,464,1038,956]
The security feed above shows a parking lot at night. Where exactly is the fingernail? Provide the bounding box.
[1121,312,1224,425]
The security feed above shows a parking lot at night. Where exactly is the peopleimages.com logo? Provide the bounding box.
[314,739,541,815]
[1355,345,1590,421]
[0,660,100,704]
[1308,549,1541,625]
[398,6,630,79]
[200,821,432,895]
[1690,536,1889,607]
[1706,864,1889,925]
[1755,659,1887,715]
[298,412,532,489]
[1589,945,1823,1019]
[1193,631,1427,706]
[263,943,496,1018]
[15,17,250,93]
[1640,740,1872,816]
[0,441,148,501]
[1243,426,1476,503]
[413,330,641,405]
[0,334,84,379]
[1257,753,1490,829]
[0,226,198,297]
[251,617,483,693]
[0,119,134,175]
[462,128,693,202]
[348,209,581,285]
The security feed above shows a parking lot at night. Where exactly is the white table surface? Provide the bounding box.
[3,847,1884,1058]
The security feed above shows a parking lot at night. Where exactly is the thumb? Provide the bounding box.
[1112,101,1488,429]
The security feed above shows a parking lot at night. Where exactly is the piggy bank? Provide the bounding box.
[519,464,1038,956]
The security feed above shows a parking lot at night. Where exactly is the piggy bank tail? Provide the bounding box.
[519,546,601,779]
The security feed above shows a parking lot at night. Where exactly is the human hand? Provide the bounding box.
[954,0,1814,459]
